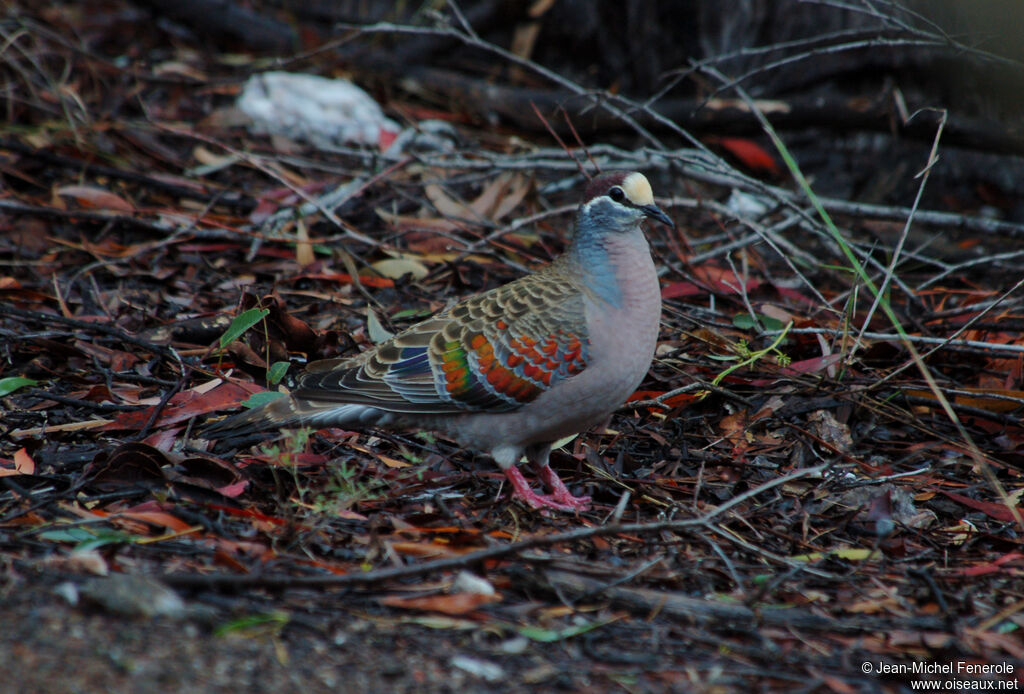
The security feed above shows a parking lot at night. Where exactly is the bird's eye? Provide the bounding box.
[608,186,626,202]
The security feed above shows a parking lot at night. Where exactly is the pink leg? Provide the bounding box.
[527,443,590,509]
[502,466,588,512]
[535,464,591,509]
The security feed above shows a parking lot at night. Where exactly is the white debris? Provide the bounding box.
[452,571,496,596]
[79,574,187,619]
[450,655,505,682]
[53,581,79,606]
[237,71,399,148]
[498,636,530,655]
[725,189,771,218]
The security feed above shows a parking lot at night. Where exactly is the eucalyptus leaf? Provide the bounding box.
[516,619,613,643]
[219,308,270,348]
[38,527,134,549]
[242,391,286,409]
[214,612,289,637]
[0,376,38,397]
[733,313,786,332]
[267,361,290,384]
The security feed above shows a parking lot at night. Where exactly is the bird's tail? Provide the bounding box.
[201,393,385,444]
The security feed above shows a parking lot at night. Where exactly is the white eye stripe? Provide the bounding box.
[580,197,615,215]
[578,197,641,225]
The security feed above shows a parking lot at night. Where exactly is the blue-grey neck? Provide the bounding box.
[569,209,632,307]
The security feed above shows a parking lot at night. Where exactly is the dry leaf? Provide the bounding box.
[370,257,429,280]
[55,185,134,212]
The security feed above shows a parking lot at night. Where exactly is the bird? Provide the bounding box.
[205,171,672,511]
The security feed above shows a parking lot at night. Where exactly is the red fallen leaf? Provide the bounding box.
[379,592,500,615]
[121,500,164,513]
[295,451,330,465]
[255,245,309,260]
[661,281,701,299]
[211,537,277,561]
[404,232,469,255]
[99,406,177,432]
[215,480,248,498]
[176,243,245,252]
[778,354,844,376]
[283,271,394,289]
[295,559,357,575]
[396,525,480,536]
[248,183,329,224]
[391,541,465,558]
[773,284,817,307]
[378,128,398,150]
[118,510,194,533]
[747,355,846,385]
[205,503,289,526]
[142,427,180,451]
[389,103,472,124]
[237,450,329,468]
[74,341,141,372]
[55,184,135,212]
[952,552,1024,577]
[76,384,117,403]
[627,390,662,402]
[626,390,697,408]
[0,448,35,476]
[694,265,763,296]
[663,271,763,299]
[213,550,249,572]
[99,381,264,431]
[940,490,1019,522]
[14,448,35,474]
[707,136,781,177]
[0,285,54,303]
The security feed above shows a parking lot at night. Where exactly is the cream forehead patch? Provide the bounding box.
[621,172,654,206]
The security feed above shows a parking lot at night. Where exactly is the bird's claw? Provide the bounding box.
[503,465,590,512]
[516,487,590,512]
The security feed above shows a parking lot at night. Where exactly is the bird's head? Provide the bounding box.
[578,171,674,233]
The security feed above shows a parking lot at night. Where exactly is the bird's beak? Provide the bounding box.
[640,203,674,228]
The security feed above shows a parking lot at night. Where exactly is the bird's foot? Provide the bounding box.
[535,463,591,509]
[503,466,590,512]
